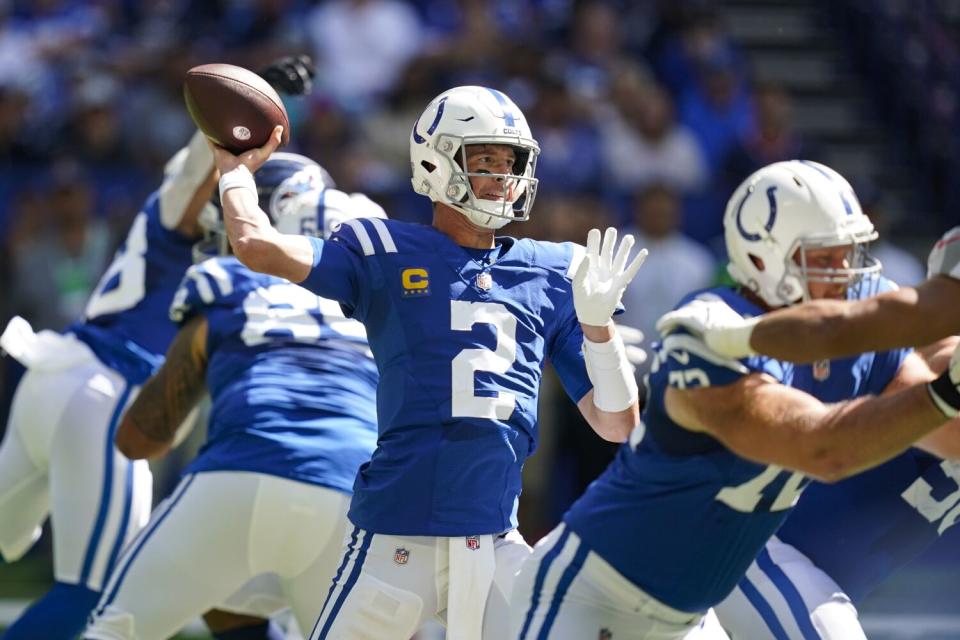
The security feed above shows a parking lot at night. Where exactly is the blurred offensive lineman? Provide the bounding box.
[83,155,382,640]
[0,130,211,640]
[0,56,315,640]
[509,160,960,639]
[209,86,647,639]
[655,216,960,640]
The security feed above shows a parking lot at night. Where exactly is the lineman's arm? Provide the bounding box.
[748,276,960,362]
[210,126,314,283]
[664,372,949,483]
[158,130,218,238]
[115,315,208,459]
[656,277,960,363]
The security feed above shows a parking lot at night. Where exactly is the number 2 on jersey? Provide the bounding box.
[450,300,517,420]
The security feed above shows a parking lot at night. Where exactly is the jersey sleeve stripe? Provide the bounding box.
[660,333,750,374]
[366,217,398,254]
[566,244,586,279]
[199,259,234,296]
[340,219,376,256]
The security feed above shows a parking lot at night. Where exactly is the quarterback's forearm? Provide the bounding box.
[220,183,313,282]
[577,392,637,442]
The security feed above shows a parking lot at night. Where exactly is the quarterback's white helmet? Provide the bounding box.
[410,85,539,230]
[724,160,880,307]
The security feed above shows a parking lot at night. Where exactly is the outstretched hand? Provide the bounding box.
[208,125,283,177]
[573,227,648,328]
[655,295,758,358]
[259,54,316,96]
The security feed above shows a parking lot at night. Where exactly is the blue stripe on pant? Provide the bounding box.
[519,526,572,640]
[78,383,132,587]
[757,547,820,640]
[94,474,195,616]
[317,528,374,639]
[535,537,589,640]
[739,578,791,640]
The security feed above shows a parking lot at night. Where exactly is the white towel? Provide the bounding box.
[0,316,92,372]
[447,534,496,640]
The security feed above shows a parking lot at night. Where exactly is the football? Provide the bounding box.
[183,63,290,153]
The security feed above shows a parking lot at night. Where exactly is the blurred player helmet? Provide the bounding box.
[724,160,881,307]
[195,152,385,261]
[410,86,540,230]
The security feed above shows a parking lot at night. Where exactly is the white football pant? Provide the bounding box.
[510,524,703,640]
[85,471,352,640]
[714,537,866,640]
[308,525,531,639]
[0,345,152,591]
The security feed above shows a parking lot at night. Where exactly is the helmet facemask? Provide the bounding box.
[434,134,539,230]
[788,231,881,302]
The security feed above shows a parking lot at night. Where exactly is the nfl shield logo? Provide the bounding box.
[394,548,409,565]
[465,536,480,550]
[598,629,613,640]
[813,359,831,381]
[476,272,493,291]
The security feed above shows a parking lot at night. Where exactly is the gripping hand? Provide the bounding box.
[927,226,960,280]
[928,341,960,417]
[259,55,316,96]
[573,228,647,327]
[656,295,759,358]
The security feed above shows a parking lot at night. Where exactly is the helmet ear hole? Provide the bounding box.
[749,254,766,272]
[420,160,436,173]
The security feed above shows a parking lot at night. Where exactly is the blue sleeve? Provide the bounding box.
[300,232,364,313]
[550,309,592,404]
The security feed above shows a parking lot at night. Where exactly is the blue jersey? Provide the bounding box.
[300,218,592,536]
[69,192,195,384]
[564,284,910,613]
[775,449,960,601]
[170,257,378,492]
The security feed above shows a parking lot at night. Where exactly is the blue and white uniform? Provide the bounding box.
[716,449,960,640]
[297,217,593,639]
[0,133,209,639]
[510,283,909,640]
[86,257,379,640]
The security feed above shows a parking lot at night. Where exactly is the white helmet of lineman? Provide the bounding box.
[410,85,540,230]
[724,159,881,307]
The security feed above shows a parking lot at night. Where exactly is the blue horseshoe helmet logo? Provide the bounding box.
[736,185,778,242]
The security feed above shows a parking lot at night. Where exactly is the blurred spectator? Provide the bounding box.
[527,77,603,195]
[724,83,811,184]
[550,0,626,102]
[599,78,707,197]
[618,184,715,361]
[307,0,425,112]
[9,173,110,330]
[859,184,926,287]
[678,48,755,174]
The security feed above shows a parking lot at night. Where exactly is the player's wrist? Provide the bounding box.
[706,316,760,358]
[219,165,256,202]
[927,371,960,418]
[583,330,638,413]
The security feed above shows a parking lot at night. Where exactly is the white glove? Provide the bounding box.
[928,340,960,417]
[573,227,647,327]
[927,226,960,280]
[655,295,759,358]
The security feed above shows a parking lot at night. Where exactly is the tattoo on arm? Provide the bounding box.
[126,315,208,445]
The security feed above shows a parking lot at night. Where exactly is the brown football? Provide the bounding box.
[183,63,290,153]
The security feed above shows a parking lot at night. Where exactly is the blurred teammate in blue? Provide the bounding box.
[208,85,647,639]
[654,221,960,639]
[83,153,384,640]
[0,57,315,640]
[508,160,960,639]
